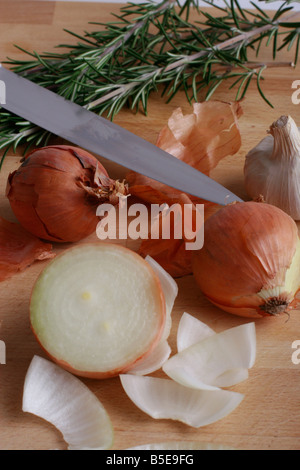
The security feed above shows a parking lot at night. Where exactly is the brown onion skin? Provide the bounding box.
[6,145,111,243]
[192,201,300,318]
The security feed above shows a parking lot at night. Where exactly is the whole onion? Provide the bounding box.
[193,201,300,318]
[6,145,127,243]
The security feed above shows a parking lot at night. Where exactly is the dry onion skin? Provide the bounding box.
[0,216,55,282]
[193,201,300,318]
[138,193,220,278]
[126,101,242,277]
[30,243,169,379]
[127,100,243,204]
[6,145,127,243]
[23,356,114,450]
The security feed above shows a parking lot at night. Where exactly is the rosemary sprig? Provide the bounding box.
[0,0,300,162]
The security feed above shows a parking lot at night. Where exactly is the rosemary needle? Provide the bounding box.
[0,0,299,160]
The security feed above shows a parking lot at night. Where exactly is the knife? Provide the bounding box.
[0,65,243,205]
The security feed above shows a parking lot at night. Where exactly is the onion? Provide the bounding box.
[163,322,255,390]
[6,145,127,242]
[176,313,249,386]
[23,356,114,450]
[30,243,169,378]
[119,374,244,428]
[193,201,300,318]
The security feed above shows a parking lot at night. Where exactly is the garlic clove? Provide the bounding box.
[244,115,300,220]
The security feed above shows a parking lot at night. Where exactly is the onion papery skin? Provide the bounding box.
[192,201,300,318]
[6,145,126,243]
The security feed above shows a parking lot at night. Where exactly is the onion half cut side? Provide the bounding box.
[30,244,166,378]
[120,375,244,428]
[22,356,114,450]
[163,322,256,390]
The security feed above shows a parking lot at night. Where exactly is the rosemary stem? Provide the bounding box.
[2,0,300,158]
[87,11,299,110]
[79,0,176,81]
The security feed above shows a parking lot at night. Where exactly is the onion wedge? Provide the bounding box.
[119,375,244,428]
[177,312,215,352]
[163,322,256,390]
[176,313,249,386]
[127,442,235,450]
[127,340,171,376]
[22,356,114,450]
[127,257,177,375]
[145,255,178,341]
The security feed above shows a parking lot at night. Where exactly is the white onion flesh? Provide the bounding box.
[127,256,178,375]
[128,340,171,375]
[127,441,235,450]
[120,375,244,428]
[177,312,215,352]
[30,244,166,377]
[22,356,114,450]
[145,255,178,341]
[163,322,256,390]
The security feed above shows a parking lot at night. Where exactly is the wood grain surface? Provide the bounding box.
[1,1,300,451]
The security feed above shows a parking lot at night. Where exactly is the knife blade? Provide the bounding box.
[0,65,243,205]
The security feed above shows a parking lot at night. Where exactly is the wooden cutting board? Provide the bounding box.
[1,1,300,451]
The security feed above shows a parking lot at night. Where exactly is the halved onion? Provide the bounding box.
[163,322,256,390]
[30,244,167,378]
[120,375,244,428]
[22,356,114,450]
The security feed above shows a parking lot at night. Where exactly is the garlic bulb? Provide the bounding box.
[244,115,300,220]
